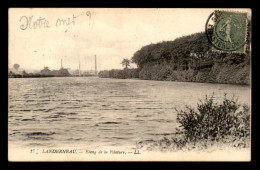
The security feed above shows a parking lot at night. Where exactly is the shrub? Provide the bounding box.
[98,70,110,78]
[176,94,250,143]
[136,94,250,151]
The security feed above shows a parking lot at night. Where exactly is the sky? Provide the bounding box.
[8,8,251,71]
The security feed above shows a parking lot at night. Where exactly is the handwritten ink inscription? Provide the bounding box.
[19,16,50,30]
[19,11,91,30]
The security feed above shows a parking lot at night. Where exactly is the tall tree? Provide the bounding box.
[121,58,130,69]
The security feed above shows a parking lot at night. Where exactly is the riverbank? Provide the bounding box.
[8,73,98,78]
[99,28,251,85]
[138,62,250,85]
[98,62,250,85]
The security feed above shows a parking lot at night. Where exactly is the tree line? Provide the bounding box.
[97,21,251,84]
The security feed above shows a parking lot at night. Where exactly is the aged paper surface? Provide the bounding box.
[8,8,251,161]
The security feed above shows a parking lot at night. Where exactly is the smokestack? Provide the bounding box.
[79,60,81,76]
[95,55,97,75]
[61,59,63,69]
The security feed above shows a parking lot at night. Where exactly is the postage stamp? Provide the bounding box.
[206,10,248,53]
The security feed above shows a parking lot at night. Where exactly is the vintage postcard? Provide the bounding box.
[8,8,251,161]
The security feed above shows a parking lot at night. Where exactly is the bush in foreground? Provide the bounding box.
[136,94,250,152]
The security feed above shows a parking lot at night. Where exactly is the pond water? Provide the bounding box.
[8,77,251,150]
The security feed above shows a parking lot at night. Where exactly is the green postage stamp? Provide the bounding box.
[206,10,248,53]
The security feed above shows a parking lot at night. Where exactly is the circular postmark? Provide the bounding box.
[205,10,247,52]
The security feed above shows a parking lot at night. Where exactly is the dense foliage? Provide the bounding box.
[176,94,250,143]
[8,71,55,78]
[8,71,69,78]
[98,68,140,79]
[8,67,71,78]
[99,20,251,84]
[131,29,250,84]
[132,20,251,70]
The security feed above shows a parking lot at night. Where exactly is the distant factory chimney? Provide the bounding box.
[79,60,81,76]
[61,59,63,69]
[95,55,97,75]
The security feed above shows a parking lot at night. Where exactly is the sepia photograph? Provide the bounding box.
[8,8,251,161]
